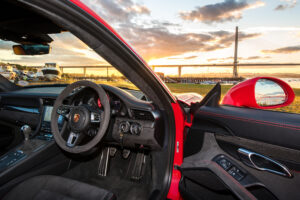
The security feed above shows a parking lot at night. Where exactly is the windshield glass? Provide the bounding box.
[0,32,137,90]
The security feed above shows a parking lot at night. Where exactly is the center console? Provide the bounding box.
[0,150,26,173]
[0,98,70,190]
[0,99,63,173]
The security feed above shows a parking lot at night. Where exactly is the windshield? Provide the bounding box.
[0,32,137,90]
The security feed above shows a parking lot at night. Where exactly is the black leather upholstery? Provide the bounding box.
[3,175,116,200]
[193,105,300,151]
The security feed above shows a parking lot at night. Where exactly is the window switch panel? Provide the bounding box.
[213,155,246,182]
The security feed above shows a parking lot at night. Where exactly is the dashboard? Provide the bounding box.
[0,84,164,150]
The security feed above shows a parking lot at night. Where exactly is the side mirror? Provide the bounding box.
[222,77,295,109]
[13,44,50,55]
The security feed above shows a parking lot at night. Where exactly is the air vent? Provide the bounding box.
[132,109,154,121]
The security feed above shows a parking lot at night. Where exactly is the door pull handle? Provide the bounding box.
[238,148,292,178]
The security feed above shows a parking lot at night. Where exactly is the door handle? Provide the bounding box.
[238,148,292,178]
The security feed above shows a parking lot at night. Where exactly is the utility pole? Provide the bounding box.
[178,66,182,78]
[106,66,109,81]
[233,26,239,78]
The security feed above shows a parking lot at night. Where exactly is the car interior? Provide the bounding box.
[0,1,174,200]
[1,1,300,200]
[180,84,300,200]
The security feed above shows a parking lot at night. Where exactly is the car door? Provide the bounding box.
[179,83,300,200]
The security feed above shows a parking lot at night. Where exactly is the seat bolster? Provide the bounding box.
[3,175,116,200]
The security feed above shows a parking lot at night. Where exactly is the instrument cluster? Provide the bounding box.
[72,88,128,117]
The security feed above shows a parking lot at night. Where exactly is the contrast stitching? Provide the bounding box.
[198,111,300,131]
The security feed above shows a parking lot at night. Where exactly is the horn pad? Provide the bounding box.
[69,106,90,133]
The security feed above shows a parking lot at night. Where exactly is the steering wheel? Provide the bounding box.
[51,81,110,154]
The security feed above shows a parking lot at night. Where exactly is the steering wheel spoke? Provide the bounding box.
[91,110,103,123]
[66,132,83,148]
[57,105,73,119]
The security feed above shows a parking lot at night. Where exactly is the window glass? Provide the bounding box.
[0,32,137,90]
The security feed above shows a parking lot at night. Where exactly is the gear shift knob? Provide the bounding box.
[21,125,31,141]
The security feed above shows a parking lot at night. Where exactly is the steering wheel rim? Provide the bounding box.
[51,80,110,154]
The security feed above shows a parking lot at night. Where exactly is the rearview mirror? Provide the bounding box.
[13,44,50,55]
[222,77,295,109]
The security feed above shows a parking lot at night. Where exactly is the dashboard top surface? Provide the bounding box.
[0,85,153,111]
[9,87,66,95]
[1,85,147,101]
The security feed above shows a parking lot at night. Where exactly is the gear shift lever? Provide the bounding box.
[18,125,44,153]
[21,125,31,141]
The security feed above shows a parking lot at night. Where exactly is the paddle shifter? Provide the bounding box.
[21,125,31,141]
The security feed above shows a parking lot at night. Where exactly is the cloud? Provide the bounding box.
[0,0,263,65]
[274,0,297,10]
[80,0,261,60]
[207,55,271,62]
[117,23,261,60]
[242,56,271,60]
[81,0,150,23]
[168,55,198,60]
[262,45,300,54]
[275,4,289,10]
[210,31,261,46]
[149,20,180,27]
[180,0,265,24]
[207,57,233,62]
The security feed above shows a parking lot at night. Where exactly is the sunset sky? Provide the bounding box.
[1,0,300,75]
[82,0,300,65]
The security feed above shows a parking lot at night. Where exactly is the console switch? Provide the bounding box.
[130,123,141,135]
[0,150,26,172]
[119,121,142,135]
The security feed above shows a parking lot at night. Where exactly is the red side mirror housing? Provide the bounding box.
[222,77,295,109]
